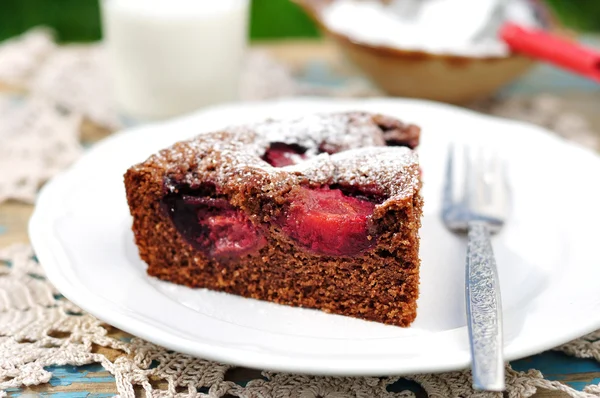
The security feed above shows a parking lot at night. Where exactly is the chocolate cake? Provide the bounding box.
[124,112,423,327]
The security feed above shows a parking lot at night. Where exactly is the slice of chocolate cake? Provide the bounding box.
[124,112,423,327]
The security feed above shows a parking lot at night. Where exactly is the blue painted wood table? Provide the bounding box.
[1,39,600,397]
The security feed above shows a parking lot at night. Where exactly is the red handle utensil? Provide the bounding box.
[500,22,600,83]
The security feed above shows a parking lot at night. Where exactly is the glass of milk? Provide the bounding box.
[101,0,249,121]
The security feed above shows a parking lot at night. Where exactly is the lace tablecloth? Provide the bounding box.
[1,29,599,398]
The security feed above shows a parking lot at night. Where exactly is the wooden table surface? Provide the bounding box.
[2,39,600,397]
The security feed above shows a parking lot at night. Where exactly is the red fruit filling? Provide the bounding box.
[279,187,376,256]
[196,206,266,258]
[262,143,307,167]
[164,194,265,258]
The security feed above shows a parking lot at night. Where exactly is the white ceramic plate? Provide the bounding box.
[30,98,600,376]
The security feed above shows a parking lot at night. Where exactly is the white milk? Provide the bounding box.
[101,0,249,120]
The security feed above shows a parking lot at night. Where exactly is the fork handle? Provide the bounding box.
[466,221,505,391]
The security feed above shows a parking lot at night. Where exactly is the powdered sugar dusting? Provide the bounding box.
[322,0,541,57]
[247,113,386,155]
[286,147,419,200]
[140,112,419,202]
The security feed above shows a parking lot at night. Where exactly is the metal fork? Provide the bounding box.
[442,144,509,391]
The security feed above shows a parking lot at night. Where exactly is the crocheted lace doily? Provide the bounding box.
[0,244,599,398]
[1,29,600,397]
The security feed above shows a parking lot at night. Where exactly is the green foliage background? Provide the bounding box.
[0,0,597,43]
[544,0,600,32]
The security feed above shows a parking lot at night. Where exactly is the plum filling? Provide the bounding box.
[163,184,378,259]
[262,143,307,167]
[163,194,265,259]
[278,186,377,256]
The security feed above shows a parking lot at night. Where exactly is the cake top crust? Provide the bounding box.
[130,112,421,202]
